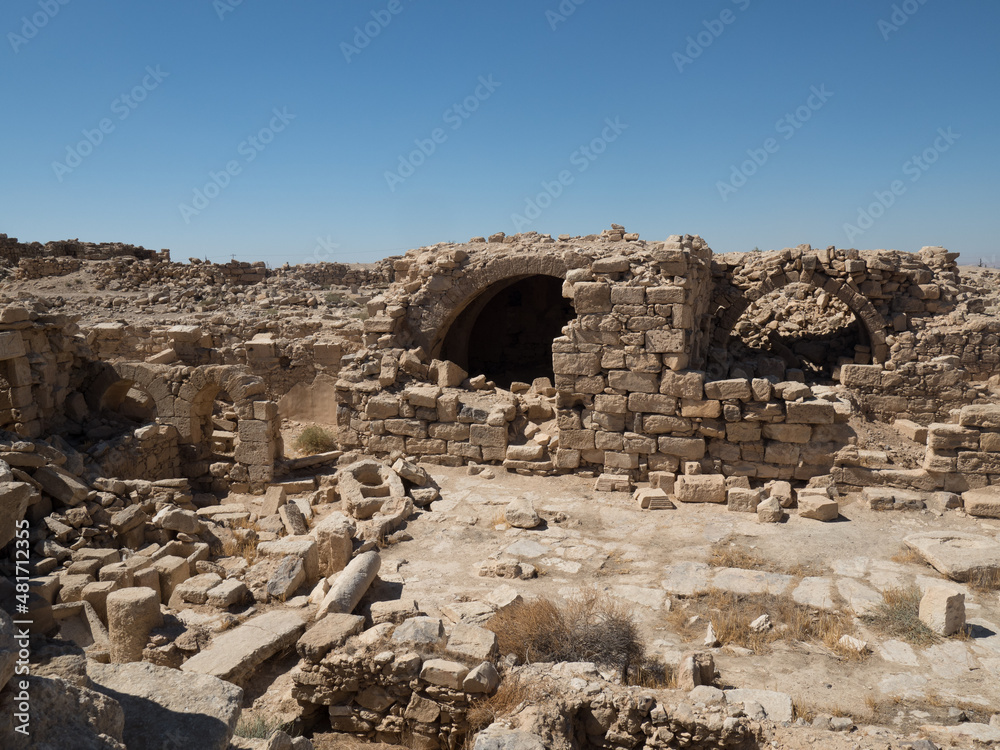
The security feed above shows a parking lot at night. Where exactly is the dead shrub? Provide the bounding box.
[485,590,645,681]
[294,425,336,455]
[466,674,536,738]
[709,536,821,577]
[968,568,1000,593]
[861,586,939,646]
[671,589,860,657]
[221,516,260,565]
[890,546,926,566]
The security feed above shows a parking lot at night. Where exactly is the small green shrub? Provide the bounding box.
[294,425,336,455]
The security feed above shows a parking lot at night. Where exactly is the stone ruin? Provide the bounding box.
[1,226,1000,749]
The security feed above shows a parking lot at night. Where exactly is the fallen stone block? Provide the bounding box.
[863,487,926,511]
[313,512,355,578]
[675,474,726,503]
[297,613,365,663]
[962,486,1000,518]
[504,497,541,528]
[904,530,1000,582]
[316,550,380,618]
[181,609,305,684]
[420,658,468,690]
[89,661,242,750]
[919,586,965,636]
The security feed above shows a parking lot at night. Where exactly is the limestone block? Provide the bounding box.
[107,587,162,663]
[762,424,812,443]
[962,487,1000,518]
[645,329,685,353]
[258,538,320,583]
[727,487,761,513]
[572,282,612,313]
[894,419,928,444]
[657,436,706,460]
[679,399,721,418]
[446,623,498,663]
[704,379,751,401]
[797,491,839,521]
[419,659,469,690]
[927,424,980,451]
[919,586,965,636]
[785,401,835,424]
[959,404,1000,429]
[151,556,189,603]
[757,496,783,523]
[675,475,726,503]
[552,352,601,376]
[660,370,704,399]
[317,551,380,618]
[314,512,355,577]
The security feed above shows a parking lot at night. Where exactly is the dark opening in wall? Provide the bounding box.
[440,275,575,389]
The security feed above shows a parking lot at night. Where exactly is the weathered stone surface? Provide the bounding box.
[464,661,501,694]
[267,556,305,601]
[0,481,31,549]
[446,623,498,663]
[181,610,305,684]
[296,613,365,663]
[864,486,925,511]
[34,466,89,506]
[919,586,965,636]
[420,658,469,689]
[317,550,380,618]
[504,497,541,529]
[675,474,725,503]
[963,487,1000,518]
[89,661,243,750]
[904,531,1000,582]
[0,675,126,749]
[392,616,446,648]
[107,587,162,663]
[756,496,783,523]
[724,689,794,722]
[313,511,355,577]
[797,491,838,521]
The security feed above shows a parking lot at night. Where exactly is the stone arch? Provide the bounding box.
[402,253,571,358]
[711,269,889,364]
[84,361,174,423]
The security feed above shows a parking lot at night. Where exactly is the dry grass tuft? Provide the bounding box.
[668,589,862,657]
[861,586,939,646]
[294,425,336,455]
[466,674,536,738]
[890,545,926,566]
[709,536,821,577]
[221,516,260,565]
[485,589,645,681]
[968,567,1000,593]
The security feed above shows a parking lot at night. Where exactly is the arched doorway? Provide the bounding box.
[439,275,575,389]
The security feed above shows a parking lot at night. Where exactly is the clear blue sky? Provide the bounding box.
[3,1,998,265]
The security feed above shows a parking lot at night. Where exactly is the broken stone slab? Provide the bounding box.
[723,689,794,723]
[257,538,320,584]
[504,497,541,528]
[206,578,248,608]
[797,491,839,521]
[419,658,468,690]
[0,674,126,749]
[316,550,380,618]
[904,530,1000,582]
[712,568,793,596]
[791,577,835,610]
[279,502,309,535]
[919,586,965,636]
[661,562,714,597]
[463,661,500,694]
[261,485,287,516]
[836,578,884,616]
[371,599,421,625]
[391,457,429,486]
[392,616,446,648]
[89,661,243,750]
[756,496,783,523]
[962,486,1000,518]
[338,459,405,520]
[863,487,926,511]
[267,556,305,601]
[446,623,498,663]
[174,573,223,606]
[33,466,89,506]
[296,613,365,663]
[181,609,305,685]
[634,487,674,510]
[594,473,632,492]
[313,511,355,578]
[0,481,32,549]
[674,474,726,503]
